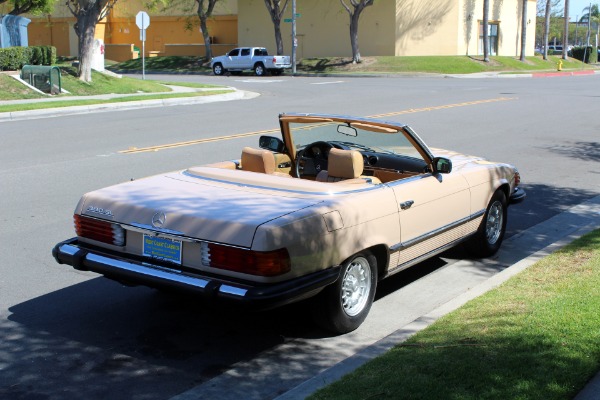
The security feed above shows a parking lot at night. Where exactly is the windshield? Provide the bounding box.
[289,121,424,160]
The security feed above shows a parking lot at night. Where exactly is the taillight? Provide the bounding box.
[203,243,290,277]
[74,214,125,246]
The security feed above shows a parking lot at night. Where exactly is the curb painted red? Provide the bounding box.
[533,70,596,78]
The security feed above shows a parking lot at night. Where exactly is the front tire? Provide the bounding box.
[313,251,377,334]
[213,63,225,76]
[466,189,507,257]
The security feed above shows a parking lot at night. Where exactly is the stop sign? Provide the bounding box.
[136,11,150,30]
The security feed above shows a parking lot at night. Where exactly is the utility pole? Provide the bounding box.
[292,0,297,74]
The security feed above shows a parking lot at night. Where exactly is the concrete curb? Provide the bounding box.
[0,90,254,122]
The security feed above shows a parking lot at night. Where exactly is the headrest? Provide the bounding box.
[241,147,276,174]
[327,148,364,179]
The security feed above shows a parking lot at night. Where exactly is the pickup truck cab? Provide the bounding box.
[211,47,292,76]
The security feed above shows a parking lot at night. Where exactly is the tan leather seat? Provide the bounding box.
[241,147,291,177]
[316,148,381,184]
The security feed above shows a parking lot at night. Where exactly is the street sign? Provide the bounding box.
[136,11,150,30]
[136,11,150,81]
[284,18,292,22]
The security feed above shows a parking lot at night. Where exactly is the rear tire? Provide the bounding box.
[466,189,507,257]
[254,63,266,76]
[313,251,377,334]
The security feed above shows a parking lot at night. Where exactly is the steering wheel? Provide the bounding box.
[295,141,334,178]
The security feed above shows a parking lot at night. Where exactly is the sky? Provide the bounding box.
[568,0,597,19]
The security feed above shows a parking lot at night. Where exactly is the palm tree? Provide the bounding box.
[579,4,600,47]
[543,0,552,60]
[483,0,489,62]
[563,0,569,60]
[520,0,528,61]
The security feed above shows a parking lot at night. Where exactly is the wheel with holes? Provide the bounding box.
[213,63,225,76]
[466,189,507,257]
[313,251,377,333]
[254,63,266,76]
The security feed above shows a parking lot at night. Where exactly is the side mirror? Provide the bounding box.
[433,157,452,174]
[259,135,286,153]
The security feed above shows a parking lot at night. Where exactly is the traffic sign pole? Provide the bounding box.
[136,11,150,80]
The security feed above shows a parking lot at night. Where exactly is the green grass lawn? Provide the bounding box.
[0,64,230,104]
[309,229,600,400]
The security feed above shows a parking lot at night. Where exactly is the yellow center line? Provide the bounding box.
[119,128,281,154]
[120,97,516,154]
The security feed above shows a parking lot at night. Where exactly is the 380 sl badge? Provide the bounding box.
[86,206,113,217]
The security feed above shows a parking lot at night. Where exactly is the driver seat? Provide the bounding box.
[316,148,381,184]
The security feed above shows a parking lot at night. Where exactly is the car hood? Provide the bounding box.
[78,170,325,248]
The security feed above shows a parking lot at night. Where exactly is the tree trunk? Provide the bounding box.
[199,15,212,60]
[273,18,284,55]
[543,0,551,60]
[520,0,527,61]
[563,0,569,60]
[350,10,361,63]
[483,0,489,62]
[76,9,101,82]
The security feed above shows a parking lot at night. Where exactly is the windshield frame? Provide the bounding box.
[278,113,434,168]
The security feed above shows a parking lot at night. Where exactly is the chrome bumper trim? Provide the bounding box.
[53,238,341,309]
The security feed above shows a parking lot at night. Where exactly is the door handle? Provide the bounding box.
[400,200,414,210]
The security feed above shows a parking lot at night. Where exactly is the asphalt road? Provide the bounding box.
[1,73,599,399]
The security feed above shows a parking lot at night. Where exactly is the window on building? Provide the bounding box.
[479,22,499,56]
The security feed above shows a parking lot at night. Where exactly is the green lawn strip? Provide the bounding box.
[0,90,233,113]
[309,229,600,400]
[0,74,46,100]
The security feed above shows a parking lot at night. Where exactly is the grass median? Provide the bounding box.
[309,229,600,400]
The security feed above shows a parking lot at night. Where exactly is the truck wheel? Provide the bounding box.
[213,63,225,76]
[254,63,265,76]
[466,189,507,257]
[313,251,377,334]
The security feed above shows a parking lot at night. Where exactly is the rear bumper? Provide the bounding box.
[509,187,526,204]
[53,238,340,310]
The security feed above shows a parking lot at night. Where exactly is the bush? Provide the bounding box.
[570,46,598,63]
[0,45,57,70]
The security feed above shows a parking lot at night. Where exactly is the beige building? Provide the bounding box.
[7,0,536,60]
[239,0,537,58]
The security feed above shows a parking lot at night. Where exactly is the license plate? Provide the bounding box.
[143,235,182,265]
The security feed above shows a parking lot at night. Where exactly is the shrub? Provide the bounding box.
[0,46,58,70]
[570,46,598,63]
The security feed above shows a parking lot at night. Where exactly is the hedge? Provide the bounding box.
[570,46,599,64]
[0,46,57,71]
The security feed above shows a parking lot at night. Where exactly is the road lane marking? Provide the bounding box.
[368,97,516,119]
[120,128,281,154]
[120,97,516,154]
[310,81,345,85]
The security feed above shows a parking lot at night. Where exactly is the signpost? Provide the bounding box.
[136,11,150,80]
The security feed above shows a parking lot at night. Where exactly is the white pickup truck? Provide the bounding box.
[210,47,292,76]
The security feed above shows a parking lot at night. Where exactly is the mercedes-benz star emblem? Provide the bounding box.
[151,211,167,228]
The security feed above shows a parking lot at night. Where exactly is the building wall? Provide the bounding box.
[238,0,396,58]
[15,0,536,59]
[238,0,536,58]
[21,0,238,57]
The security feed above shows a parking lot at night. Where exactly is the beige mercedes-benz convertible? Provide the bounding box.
[53,113,525,333]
